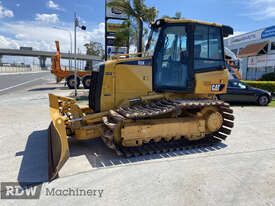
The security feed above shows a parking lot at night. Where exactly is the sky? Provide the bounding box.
[1,0,275,55]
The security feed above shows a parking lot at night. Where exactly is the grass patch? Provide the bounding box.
[230,99,275,107]
[242,81,275,93]
[269,100,275,107]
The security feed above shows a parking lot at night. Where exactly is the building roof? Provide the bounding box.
[238,41,268,57]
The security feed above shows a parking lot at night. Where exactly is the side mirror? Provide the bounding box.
[180,51,188,65]
[222,25,233,37]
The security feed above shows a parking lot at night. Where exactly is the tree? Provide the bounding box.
[84,41,104,56]
[84,41,104,70]
[113,20,131,48]
[107,0,158,54]
[162,11,183,19]
[175,11,182,19]
[113,19,149,52]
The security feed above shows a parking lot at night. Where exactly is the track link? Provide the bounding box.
[117,136,221,158]
[101,98,234,157]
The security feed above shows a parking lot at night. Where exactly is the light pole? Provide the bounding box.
[69,32,72,70]
[74,12,86,97]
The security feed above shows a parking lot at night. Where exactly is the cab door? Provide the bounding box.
[153,25,190,91]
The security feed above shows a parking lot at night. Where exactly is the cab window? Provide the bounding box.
[145,28,161,57]
[194,25,224,70]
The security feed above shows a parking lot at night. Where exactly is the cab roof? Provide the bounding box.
[161,18,222,27]
[151,18,233,37]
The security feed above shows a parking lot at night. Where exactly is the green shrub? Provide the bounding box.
[242,80,275,93]
[258,72,275,81]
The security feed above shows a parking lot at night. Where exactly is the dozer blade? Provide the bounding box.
[48,94,72,181]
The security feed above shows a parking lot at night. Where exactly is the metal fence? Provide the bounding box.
[0,66,50,73]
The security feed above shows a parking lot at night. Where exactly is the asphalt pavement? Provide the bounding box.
[0,72,51,95]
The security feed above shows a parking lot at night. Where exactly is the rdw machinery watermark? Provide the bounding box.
[45,187,104,197]
[1,182,104,199]
[1,182,42,199]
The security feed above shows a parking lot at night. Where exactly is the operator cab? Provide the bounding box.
[146,19,233,93]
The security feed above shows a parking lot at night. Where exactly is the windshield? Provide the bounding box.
[238,82,246,89]
[145,28,160,57]
[229,81,247,89]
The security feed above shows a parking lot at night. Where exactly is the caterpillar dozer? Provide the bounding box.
[48,18,235,180]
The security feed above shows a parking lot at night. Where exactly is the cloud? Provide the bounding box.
[35,13,59,24]
[0,21,105,53]
[0,35,19,49]
[88,23,105,43]
[245,0,275,20]
[0,2,14,18]
[77,16,87,25]
[250,0,275,4]
[16,3,20,7]
[47,0,63,11]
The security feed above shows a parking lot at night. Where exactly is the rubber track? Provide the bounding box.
[103,99,234,157]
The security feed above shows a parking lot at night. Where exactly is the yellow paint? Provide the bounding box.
[115,64,152,107]
[121,117,206,147]
[73,124,102,140]
[47,19,233,179]
[195,70,228,94]
[99,58,228,110]
[48,94,70,180]
[99,57,153,111]
[99,60,116,111]
[160,18,223,27]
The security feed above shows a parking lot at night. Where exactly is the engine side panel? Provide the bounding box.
[194,70,228,94]
[99,58,153,112]
[115,63,152,107]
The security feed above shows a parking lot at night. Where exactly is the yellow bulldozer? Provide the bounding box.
[48,18,235,180]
